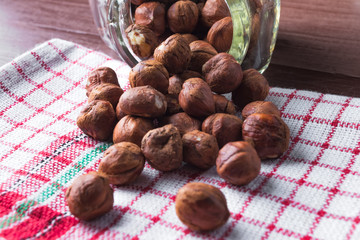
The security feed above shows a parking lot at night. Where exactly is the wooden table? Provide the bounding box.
[1,0,360,96]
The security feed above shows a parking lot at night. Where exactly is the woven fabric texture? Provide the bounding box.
[0,39,360,240]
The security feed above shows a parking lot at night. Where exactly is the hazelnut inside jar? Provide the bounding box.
[89,0,281,72]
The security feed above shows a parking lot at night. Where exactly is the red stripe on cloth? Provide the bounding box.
[35,215,79,240]
[0,191,25,218]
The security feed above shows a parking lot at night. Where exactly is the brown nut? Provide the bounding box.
[180,33,198,44]
[129,59,169,94]
[119,86,167,118]
[135,2,166,36]
[86,67,119,97]
[231,68,270,110]
[201,0,230,28]
[207,17,233,53]
[77,100,117,141]
[202,113,243,148]
[131,0,146,5]
[182,130,219,169]
[242,101,280,120]
[179,78,215,119]
[113,115,154,146]
[154,34,191,74]
[242,113,290,160]
[125,24,158,59]
[115,101,127,121]
[188,40,218,73]
[165,94,182,115]
[167,1,199,33]
[141,124,183,171]
[216,141,261,185]
[65,172,113,221]
[98,142,145,185]
[87,83,124,109]
[202,53,243,94]
[160,112,201,136]
[175,182,230,231]
[168,70,202,95]
[213,94,236,115]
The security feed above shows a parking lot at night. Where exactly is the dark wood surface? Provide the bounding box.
[1,0,360,96]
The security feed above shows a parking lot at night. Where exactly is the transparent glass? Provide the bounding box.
[89,0,280,73]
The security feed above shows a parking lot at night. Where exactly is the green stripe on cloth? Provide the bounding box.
[0,143,111,229]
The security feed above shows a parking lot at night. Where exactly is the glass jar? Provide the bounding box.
[89,0,280,73]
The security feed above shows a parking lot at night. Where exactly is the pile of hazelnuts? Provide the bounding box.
[65,0,290,232]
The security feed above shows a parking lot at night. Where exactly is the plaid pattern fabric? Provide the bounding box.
[0,39,360,240]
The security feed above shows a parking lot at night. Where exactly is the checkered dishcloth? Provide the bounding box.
[0,39,360,240]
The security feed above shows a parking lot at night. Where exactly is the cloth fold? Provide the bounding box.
[0,39,359,240]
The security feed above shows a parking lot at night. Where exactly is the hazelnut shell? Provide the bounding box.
[167,1,199,33]
[241,101,280,120]
[135,2,166,36]
[207,17,233,53]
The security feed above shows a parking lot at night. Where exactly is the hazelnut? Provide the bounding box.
[201,0,230,28]
[182,130,219,169]
[168,70,202,95]
[131,0,146,5]
[216,141,261,185]
[175,182,230,231]
[241,101,280,120]
[180,33,199,44]
[141,124,183,171]
[125,24,158,59]
[207,17,233,53]
[76,100,117,141]
[135,2,166,36]
[154,34,191,74]
[115,101,127,121]
[202,53,243,94]
[213,94,236,115]
[167,0,199,33]
[165,94,182,115]
[160,112,201,136]
[202,113,243,148]
[242,113,290,160]
[65,172,113,221]
[129,59,169,94]
[87,83,124,109]
[119,85,167,118]
[86,67,119,97]
[188,40,218,73]
[98,142,145,185]
[179,78,215,119]
[231,68,270,110]
[113,115,154,146]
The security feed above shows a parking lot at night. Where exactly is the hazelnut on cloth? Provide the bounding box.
[125,24,158,59]
[76,100,117,141]
[242,113,290,160]
[154,34,191,74]
[182,130,219,169]
[179,77,215,119]
[216,141,261,186]
[87,83,124,109]
[232,68,270,109]
[128,59,169,94]
[65,172,114,221]
[85,67,119,97]
[118,85,167,118]
[141,124,183,171]
[113,115,154,146]
[135,2,166,36]
[202,52,243,94]
[175,182,230,231]
[167,0,199,33]
[241,101,280,120]
[98,142,145,185]
[202,113,243,148]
